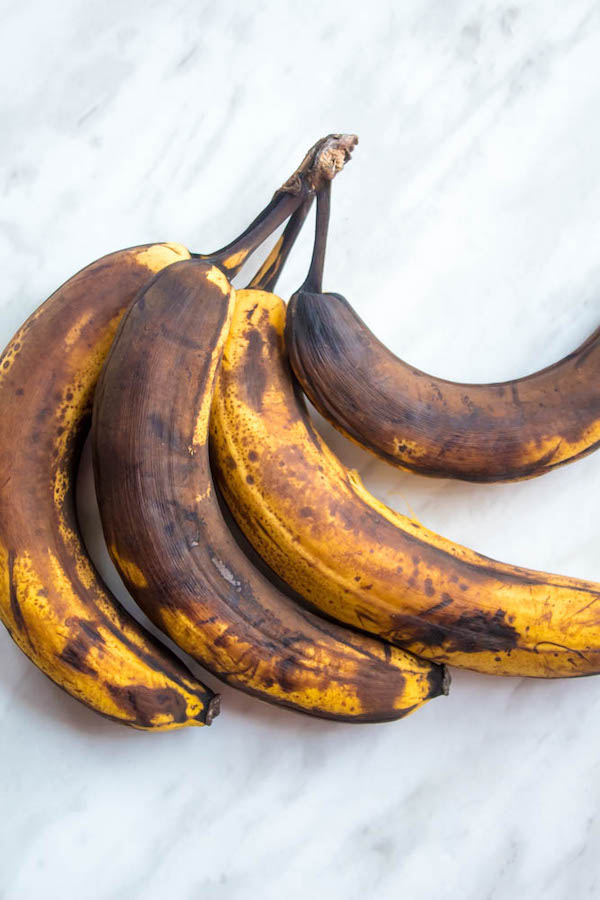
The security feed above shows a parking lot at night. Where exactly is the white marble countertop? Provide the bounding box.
[2,1,600,896]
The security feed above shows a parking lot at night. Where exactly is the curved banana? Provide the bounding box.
[92,252,448,721]
[285,181,600,482]
[0,242,220,729]
[210,202,600,679]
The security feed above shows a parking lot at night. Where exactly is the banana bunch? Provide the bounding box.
[4,132,599,734]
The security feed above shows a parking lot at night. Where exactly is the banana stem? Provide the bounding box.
[204,191,305,277]
[195,134,355,279]
[301,179,331,294]
[247,196,313,293]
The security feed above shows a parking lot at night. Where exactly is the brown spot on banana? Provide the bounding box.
[7,548,29,642]
[58,617,105,677]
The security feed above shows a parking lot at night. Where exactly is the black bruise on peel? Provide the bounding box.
[391,608,519,654]
[107,684,190,727]
[58,618,106,677]
[241,328,267,413]
[240,310,294,420]
[59,644,97,677]
[148,413,168,443]
[7,549,29,641]
[422,593,453,616]
[275,656,297,693]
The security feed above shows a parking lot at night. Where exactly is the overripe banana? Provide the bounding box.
[0,135,351,728]
[0,241,219,729]
[211,188,600,678]
[92,188,448,722]
[285,180,600,483]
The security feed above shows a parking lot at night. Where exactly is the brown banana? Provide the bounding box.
[0,242,219,729]
[285,179,600,482]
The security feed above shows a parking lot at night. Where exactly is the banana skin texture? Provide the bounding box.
[285,186,600,483]
[0,243,220,729]
[211,287,600,678]
[92,259,448,722]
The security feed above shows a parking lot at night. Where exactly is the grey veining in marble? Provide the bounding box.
[2,1,600,897]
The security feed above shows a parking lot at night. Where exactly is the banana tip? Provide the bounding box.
[441,665,451,696]
[205,694,221,725]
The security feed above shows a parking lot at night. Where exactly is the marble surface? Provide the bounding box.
[2,0,600,896]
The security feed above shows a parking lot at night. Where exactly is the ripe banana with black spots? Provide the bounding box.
[285,179,600,483]
[92,174,448,721]
[210,190,600,678]
[0,241,219,729]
